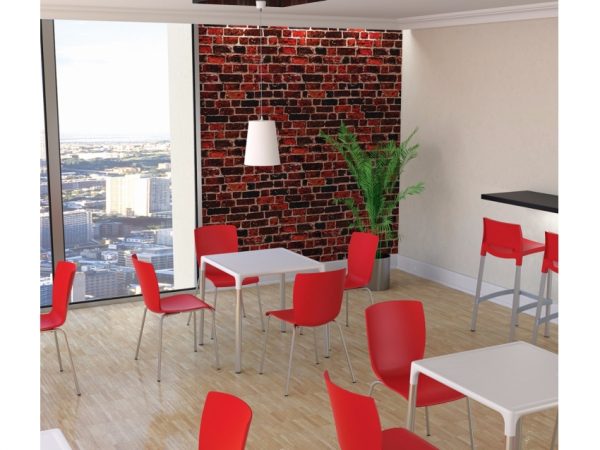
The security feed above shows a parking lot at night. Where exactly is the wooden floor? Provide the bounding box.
[41,269,558,449]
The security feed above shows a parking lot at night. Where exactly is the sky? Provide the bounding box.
[54,20,173,140]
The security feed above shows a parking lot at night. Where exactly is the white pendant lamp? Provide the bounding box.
[244,0,280,166]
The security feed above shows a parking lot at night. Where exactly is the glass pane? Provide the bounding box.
[54,21,195,302]
[40,74,53,308]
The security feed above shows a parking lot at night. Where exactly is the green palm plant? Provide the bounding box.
[319,122,424,257]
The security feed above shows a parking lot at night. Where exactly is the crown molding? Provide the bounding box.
[40,5,400,29]
[396,2,558,30]
[41,2,557,30]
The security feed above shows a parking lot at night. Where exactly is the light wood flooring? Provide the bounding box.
[41,269,558,449]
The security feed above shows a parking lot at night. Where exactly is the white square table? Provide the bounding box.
[41,429,72,450]
[199,247,325,373]
[407,341,558,450]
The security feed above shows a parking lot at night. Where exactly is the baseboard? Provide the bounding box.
[393,254,558,322]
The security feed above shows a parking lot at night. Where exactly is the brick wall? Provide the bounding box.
[198,25,402,261]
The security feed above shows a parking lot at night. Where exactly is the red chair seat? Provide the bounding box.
[40,312,63,332]
[344,274,367,290]
[521,238,545,256]
[382,428,437,450]
[381,373,464,407]
[207,270,259,288]
[265,309,295,324]
[161,294,213,314]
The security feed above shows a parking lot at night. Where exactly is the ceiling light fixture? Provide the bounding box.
[244,0,280,166]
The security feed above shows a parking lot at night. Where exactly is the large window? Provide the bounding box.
[41,20,198,305]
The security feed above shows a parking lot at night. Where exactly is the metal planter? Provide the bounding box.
[368,255,390,291]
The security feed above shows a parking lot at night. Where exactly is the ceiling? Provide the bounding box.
[40,0,557,29]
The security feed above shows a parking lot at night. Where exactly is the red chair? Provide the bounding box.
[324,371,437,450]
[365,301,474,447]
[470,217,545,341]
[259,269,355,396]
[343,231,379,326]
[40,260,80,396]
[198,391,252,450]
[531,232,558,344]
[188,225,264,336]
[132,254,219,382]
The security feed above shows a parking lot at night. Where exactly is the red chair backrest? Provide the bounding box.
[347,232,379,286]
[292,269,346,327]
[198,391,252,450]
[365,300,426,378]
[131,254,162,314]
[48,261,77,327]
[543,231,558,273]
[324,371,383,450]
[195,225,239,277]
[481,217,525,264]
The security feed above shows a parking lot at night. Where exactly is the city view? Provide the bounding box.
[40,20,183,307]
[40,139,175,306]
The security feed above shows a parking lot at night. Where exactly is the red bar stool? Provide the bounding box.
[470,217,545,341]
[531,232,558,344]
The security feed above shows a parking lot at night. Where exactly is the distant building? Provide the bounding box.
[135,247,174,271]
[40,210,93,250]
[105,174,171,217]
[156,228,173,246]
[83,268,126,299]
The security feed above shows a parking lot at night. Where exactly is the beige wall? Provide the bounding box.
[399,18,558,296]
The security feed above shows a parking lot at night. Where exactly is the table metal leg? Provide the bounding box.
[280,273,286,332]
[506,435,516,450]
[199,269,205,346]
[235,287,243,373]
[407,382,418,432]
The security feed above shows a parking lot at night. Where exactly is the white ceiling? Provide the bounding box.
[40,0,558,29]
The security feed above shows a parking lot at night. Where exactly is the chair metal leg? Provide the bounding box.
[425,406,431,436]
[257,283,265,332]
[54,330,63,372]
[345,291,350,327]
[363,287,374,304]
[466,397,475,450]
[531,272,547,345]
[157,314,166,382]
[333,320,356,383]
[57,328,81,396]
[259,316,271,374]
[210,288,218,340]
[509,266,522,342]
[134,307,147,360]
[544,272,553,338]
[470,255,486,331]
[211,309,220,370]
[199,309,205,346]
[186,311,192,326]
[368,380,382,396]
[284,326,298,396]
[193,310,197,352]
[313,327,319,365]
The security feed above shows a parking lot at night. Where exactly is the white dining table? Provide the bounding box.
[199,247,325,373]
[406,341,558,450]
[41,429,72,450]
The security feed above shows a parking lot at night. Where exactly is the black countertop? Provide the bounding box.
[481,190,558,213]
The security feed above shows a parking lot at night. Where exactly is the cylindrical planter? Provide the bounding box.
[368,255,390,291]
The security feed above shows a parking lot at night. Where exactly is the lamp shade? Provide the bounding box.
[244,119,280,166]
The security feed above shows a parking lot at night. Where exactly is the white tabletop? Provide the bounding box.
[410,341,557,435]
[41,429,72,450]
[201,247,324,283]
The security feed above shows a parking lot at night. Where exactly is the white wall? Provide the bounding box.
[399,19,558,299]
